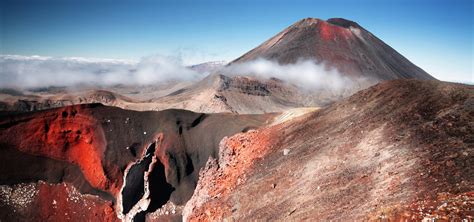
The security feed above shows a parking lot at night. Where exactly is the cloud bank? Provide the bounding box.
[1,55,370,93]
[222,58,360,91]
[0,55,201,88]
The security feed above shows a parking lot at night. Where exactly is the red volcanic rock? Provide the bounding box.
[35,182,116,222]
[183,127,282,221]
[0,104,274,221]
[318,19,353,41]
[2,105,115,193]
[0,181,116,222]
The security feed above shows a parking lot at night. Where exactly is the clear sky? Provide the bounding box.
[1,0,472,83]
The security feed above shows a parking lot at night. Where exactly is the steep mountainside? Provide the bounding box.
[184,79,473,221]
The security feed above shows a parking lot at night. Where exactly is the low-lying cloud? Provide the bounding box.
[0,54,201,88]
[1,55,371,93]
[222,58,360,92]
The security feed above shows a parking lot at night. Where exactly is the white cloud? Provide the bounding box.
[0,54,201,88]
[0,55,375,93]
[221,58,369,92]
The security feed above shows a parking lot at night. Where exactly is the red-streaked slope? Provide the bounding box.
[184,79,473,221]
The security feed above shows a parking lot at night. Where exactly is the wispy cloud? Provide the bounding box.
[222,58,370,92]
[0,55,374,93]
[0,54,201,88]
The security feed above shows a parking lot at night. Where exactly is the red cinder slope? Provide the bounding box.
[184,79,473,221]
[0,105,114,193]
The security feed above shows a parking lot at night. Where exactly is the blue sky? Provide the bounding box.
[1,0,472,83]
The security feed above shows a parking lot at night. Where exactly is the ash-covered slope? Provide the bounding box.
[150,74,300,114]
[0,90,139,112]
[151,73,353,114]
[185,79,473,221]
[0,82,195,113]
[232,18,434,81]
[0,104,275,221]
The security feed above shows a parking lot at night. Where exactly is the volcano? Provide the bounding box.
[154,18,436,114]
[232,18,434,81]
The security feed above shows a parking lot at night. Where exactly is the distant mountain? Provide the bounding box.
[150,74,311,113]
[0,89,140,112]
[232,18,434,80]
[151,72,357,114]
[188,61,227,74]
[157,17,438,114]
